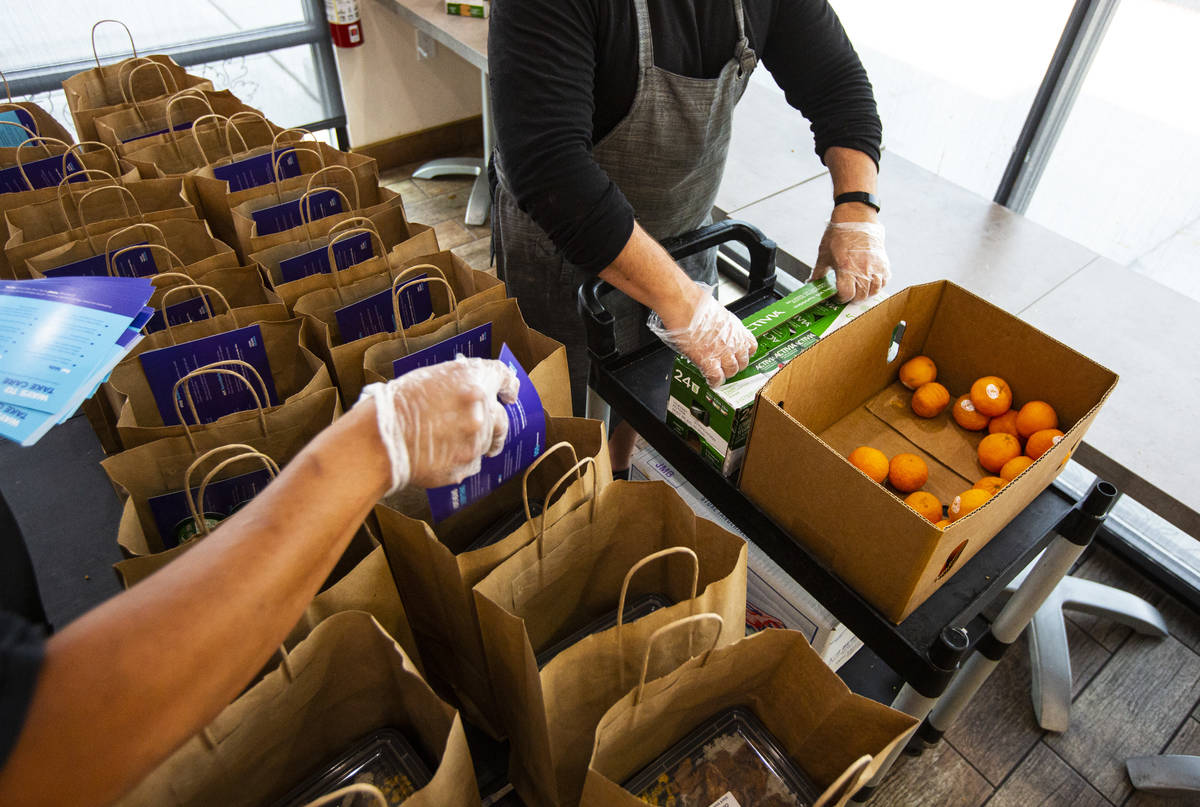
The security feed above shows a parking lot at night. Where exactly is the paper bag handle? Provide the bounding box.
[327,215,378,239]
[223,111,274,156]
[163,90,212,135]
[0,120,36,144]
[172,361,271,449]
[271,127,315,152]
[391,272,453,336]
[122,61,176,111]
[92,19,138,67]
[182,443,259,522]
[304,164,361,214]
[55,169,117,227]
[14,135,67,190]
[104,221,165,259]
[0,69,11,103]
[188,113,232,164]
[297,184,353,243]
[298,784,389,807]
[634,613,724,706]
[65,140,121,178]
[615,547,699,688]
[268,144,324,203]
[77,183,142,231]
[185,448,280,540]
[114,56,156,101]
[536,456,599,558]
[108,242,185,282]
[520,441,580,525]
[813,755,873,807]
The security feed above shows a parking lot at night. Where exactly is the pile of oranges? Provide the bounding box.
[845,355,1066,530]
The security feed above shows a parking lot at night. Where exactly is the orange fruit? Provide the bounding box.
[888,453,929,493]
[1000,455,1034,481]
[970,376,1013,417]
[905,491,943,523]
[911,382,950,418]
[935,519,950,529]
[988,410,1021,439]
[1016,401,1059,438]
[1026,428,1065,460]
[948,488,992,521]
[848,446,889,483]
[974,476,1007,496]
[899,355,938,390]
[951,394,990,431]
[978,432,1022,473]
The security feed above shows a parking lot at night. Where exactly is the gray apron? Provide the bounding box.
[495,0,758,415]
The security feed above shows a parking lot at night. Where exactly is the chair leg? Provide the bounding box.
[1058,575,1170,637]
[1027,593,1072,732]
[1127,755,1200,796]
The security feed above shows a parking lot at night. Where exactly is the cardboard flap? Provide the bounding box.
[864,382,981,489]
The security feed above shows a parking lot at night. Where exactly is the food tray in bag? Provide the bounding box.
[623,706,819,807]
[275,728,432,806]
[464,498,545,552]
[535,592,672,668]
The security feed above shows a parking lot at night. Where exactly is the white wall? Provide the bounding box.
[334,0,482,146]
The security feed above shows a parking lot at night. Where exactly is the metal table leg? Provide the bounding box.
[411,70,493,227]
[913,480,1119,752]
[1127,755,1200,797]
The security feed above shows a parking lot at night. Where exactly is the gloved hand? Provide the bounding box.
[358,356,520,493]
[812,221,891,303]
[648,281,757,387]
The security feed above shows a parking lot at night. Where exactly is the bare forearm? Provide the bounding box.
[0,403,391,807]
[825,146,880,224]
[598,222,702,331]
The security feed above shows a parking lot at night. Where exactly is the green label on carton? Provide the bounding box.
[666,277,855,475]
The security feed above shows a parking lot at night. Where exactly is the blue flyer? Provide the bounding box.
[148,467,274,548]
[334,275,433,344]
[120,119,193,145]
[0,108,38,147]
[0,278,156,413]
[0,402,57,447]
[0,151,84,194]
[138,323,280,426]
[144,294,214,334]
[277,230,373,282]
[43,242,157,279]
[425,343,546,522]
[250,188,343,236]
[213,147,301,193]
[392,322,492,378]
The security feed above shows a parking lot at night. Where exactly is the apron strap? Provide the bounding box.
[731,0,757,76]
[631,0,655,74]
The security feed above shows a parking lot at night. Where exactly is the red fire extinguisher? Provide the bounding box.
[326,0,365,48]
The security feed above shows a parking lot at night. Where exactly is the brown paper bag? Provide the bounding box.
[121,111,285,179]
[473,479,748,807]
[0,99,73,144]
[115,611,479,807]
[307,247,506,405]
[3,177,200,280]
[249,190,414,289]
[362,296,572,418]
[109,318,332,447]
[93,89,261,154]
[103,385,341,554]
[25,219,236,279]
[376,416,611,736]
[194,139,379,257]
[581,627,918,807]
[1,165,188,246]
[63,22,214,142]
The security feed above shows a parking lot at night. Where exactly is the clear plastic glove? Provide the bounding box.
[358,356,520,493]
[813,221,891,303]
[647,281,757,387]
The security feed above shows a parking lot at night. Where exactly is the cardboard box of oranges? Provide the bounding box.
[738,280,1117,623]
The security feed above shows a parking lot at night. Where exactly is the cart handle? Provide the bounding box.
[576,219,777,362]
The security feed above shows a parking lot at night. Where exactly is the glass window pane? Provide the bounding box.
[4,1,307,73]
[831,0,1075,199]
[1024,0,1200,303]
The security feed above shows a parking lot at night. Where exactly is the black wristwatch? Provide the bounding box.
[834,191,880,213]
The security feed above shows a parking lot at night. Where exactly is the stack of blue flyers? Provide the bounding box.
[0,276,156,446]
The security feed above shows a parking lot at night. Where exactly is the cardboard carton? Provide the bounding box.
[630,440,862,669]
[666,277,877,475]
[739,281,1118,622]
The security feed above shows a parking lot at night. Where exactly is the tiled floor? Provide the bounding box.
[395,155,1200,806]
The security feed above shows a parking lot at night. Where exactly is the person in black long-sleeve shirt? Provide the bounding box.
[491,0,892,472]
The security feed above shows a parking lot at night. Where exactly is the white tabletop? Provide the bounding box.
[375,0,489,73]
